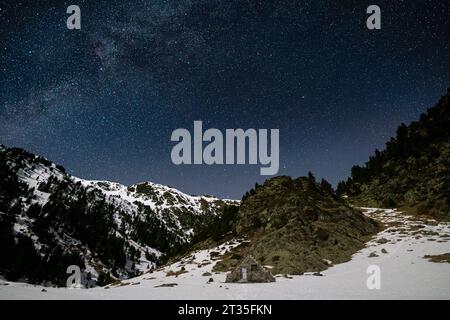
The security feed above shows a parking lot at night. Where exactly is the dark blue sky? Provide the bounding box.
[1,0,450,198]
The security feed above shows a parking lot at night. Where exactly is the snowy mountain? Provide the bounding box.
[0,146,238,286]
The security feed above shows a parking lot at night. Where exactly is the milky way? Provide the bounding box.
[1,0,450,198]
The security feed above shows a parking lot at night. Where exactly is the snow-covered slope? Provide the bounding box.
[1,208,449,299]
[77,179,235,241]
[0,146,238,286]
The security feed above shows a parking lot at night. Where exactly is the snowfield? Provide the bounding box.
[1,208,450,300]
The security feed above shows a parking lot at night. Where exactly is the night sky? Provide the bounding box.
[1,0,449,199]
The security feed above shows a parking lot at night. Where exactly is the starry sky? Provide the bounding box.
[1,0,450,199]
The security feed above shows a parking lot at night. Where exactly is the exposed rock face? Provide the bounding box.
[215,176,380,275]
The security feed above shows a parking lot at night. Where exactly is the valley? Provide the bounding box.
[1,208,449,299]
[1,88,449,299]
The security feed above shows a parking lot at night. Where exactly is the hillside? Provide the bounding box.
[0,146,237,286]
[337,88,450,220]
[212,175,380,275]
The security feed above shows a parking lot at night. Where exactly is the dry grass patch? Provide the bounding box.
[166,268,188,277]
[423,253,450,263]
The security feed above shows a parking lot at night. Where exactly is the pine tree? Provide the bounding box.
[307,171,316,183]
[320,178,334,195]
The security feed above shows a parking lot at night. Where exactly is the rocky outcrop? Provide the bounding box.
[214,175,380,275]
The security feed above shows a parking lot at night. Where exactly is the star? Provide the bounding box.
[0,0,449,198]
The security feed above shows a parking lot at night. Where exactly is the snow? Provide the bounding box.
[13,154,238,227]
[1,208,449,300]
[77,179,238,216]
[6,154,239,282]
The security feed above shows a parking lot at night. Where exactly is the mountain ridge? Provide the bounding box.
[0,145,237,286]
[337,87,450,220]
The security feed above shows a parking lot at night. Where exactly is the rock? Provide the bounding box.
[202,272,212,276]
[210,251,220,258]
[215,175,380,276]
[313,272,323,276]
[208,277,214,283]
[381,248,388,254]
[154,283,178,288]
[368,252,379,258]
[376,238,388,244]
[41,289,47,292]
[423,253,450,263]
[322,259,332,265]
